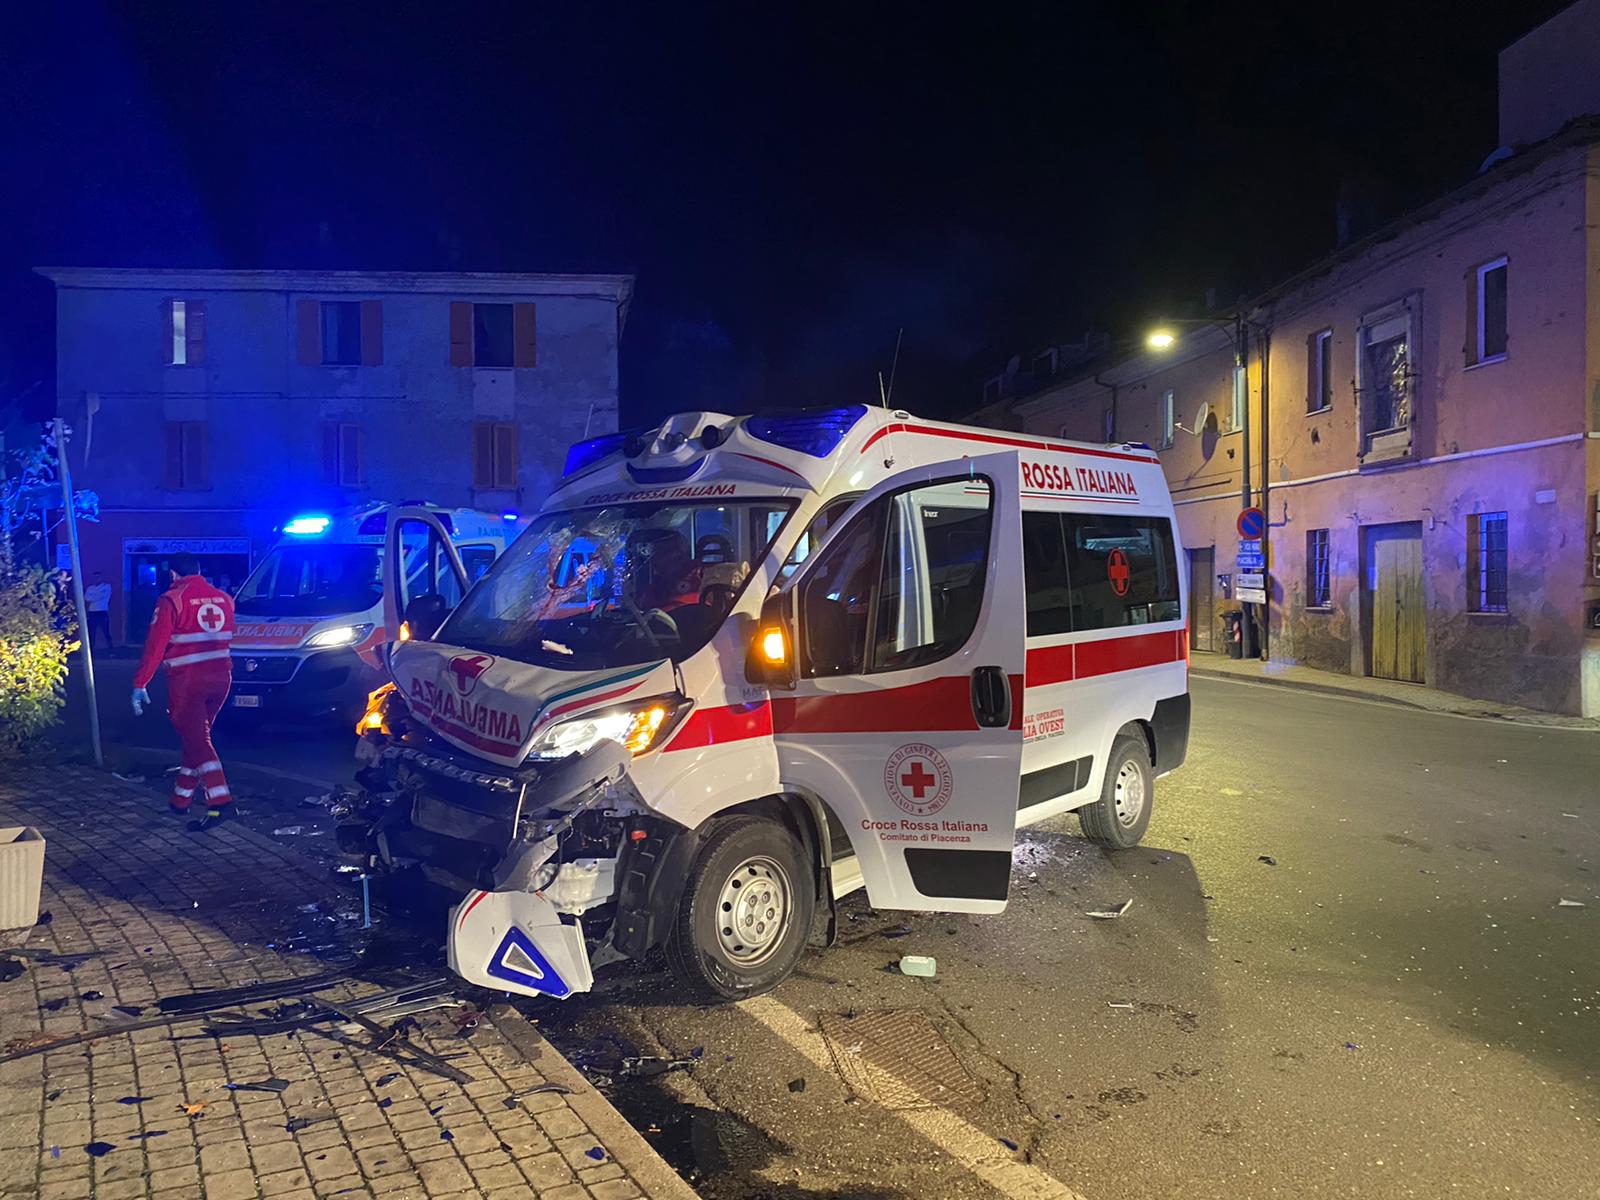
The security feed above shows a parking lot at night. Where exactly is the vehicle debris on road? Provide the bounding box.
[898,955,937,977]
[1087,899,1134,919]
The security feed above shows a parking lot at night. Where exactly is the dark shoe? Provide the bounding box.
[169,801,191,817]
[187,805,238,833]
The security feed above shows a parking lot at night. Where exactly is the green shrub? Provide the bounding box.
[0,567,75,759]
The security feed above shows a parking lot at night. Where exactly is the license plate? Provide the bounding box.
[233,694,262,709]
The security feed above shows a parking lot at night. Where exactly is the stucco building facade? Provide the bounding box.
[976,7,1600,715]
[38,268,633,642]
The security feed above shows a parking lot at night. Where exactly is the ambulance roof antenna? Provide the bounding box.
[883,327,904,409]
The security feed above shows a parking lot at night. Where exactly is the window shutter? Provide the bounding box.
[450,302,473,367]
[161,299,175,365]
[1306,332,1318,409]
[513,302,537,368]
[472,423,494,488]
[341,423,364,486]
[1464,268,1479,365]
[164,422,184,488]
[493,422,518,488]
[322,422,340,483]
[297,299,321,366]
[186,300,208,366]
[360,300,383,366]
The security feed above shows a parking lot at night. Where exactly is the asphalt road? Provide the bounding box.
[64,660,1600,1198]
[536,678,1600,1200]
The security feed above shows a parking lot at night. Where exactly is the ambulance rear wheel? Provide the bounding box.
[1080,731,1154,849]
[666,816,815,1002]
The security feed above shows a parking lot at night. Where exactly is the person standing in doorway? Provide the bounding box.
[84,571,114,651]
[132,552,237,828]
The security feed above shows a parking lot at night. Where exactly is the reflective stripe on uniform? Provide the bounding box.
[177,766,198,777]
[173,785,196,798]
[169,631,233,644]
[205,785,231,800]
[166,648,232,668]
[196,760,222,774]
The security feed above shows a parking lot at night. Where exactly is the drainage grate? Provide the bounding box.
[817,1010,984,1110]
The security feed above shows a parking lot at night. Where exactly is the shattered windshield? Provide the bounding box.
[436,499,793,669]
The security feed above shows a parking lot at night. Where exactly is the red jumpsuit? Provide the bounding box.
[134,574,236,811]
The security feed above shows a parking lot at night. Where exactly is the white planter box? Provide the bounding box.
[0,826,45,930]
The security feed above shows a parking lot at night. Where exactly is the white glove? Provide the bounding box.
[132,687,150,716]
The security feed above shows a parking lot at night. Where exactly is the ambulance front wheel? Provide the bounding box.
[665,815,816,1002]
[1079,730,1154,849]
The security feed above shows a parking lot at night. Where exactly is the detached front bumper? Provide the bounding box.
[448,889,594,999]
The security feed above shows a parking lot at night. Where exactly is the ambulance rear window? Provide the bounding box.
[1022,513,1180,633]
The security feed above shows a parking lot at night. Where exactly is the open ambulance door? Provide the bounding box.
[382,508,470,650]
[770,451,1025,915]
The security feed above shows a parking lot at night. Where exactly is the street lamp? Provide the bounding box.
[1145,313,1270,661]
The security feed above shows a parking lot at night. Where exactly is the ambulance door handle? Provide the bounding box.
[970,665,1011,729]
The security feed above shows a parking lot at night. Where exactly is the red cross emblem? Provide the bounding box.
[197,602,226,632]
[900,760,937,799]
[447,653,496,696]
[1107,549,1131,597]
[884,743,953,816]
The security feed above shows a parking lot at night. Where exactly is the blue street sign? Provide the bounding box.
[1237,538,1265,569]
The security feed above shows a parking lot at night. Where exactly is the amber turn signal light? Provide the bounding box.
[757,626,788,665]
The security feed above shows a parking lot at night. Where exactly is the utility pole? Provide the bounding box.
[54,418,102,767]
[1236,315,1258,660]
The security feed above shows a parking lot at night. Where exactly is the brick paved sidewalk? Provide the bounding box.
[0,766,698,1200]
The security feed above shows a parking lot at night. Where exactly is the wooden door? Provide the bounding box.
[1188,547,1215,653]
[1366,523,1425,683]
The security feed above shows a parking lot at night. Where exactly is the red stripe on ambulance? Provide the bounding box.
[1024,629,1185,687]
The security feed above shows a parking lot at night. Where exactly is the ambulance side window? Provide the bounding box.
[1062,514,1180,629]
[459,544,496,582]
[797,477,994,677]
[1022,511,1072,636]
[779,496,859,584]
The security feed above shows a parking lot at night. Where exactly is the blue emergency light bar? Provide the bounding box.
[283,514,331,536]
[745,405,867,458]
[563,431,631,477]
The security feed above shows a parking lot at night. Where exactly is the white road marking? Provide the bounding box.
[739,994,1089,1200]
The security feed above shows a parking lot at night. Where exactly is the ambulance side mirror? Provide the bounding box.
[746,592,797,690]
[404,593,449,641]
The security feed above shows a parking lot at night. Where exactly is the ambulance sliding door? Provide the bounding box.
[771,451,1026,914]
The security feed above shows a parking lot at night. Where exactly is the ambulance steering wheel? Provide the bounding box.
[639,608,680,640]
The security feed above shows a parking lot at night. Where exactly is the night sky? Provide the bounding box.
[0,1,1572,428]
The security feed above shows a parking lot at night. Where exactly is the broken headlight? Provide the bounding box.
[527,695,691,761]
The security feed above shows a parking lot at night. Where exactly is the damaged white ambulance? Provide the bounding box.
[341,406,1191,1001]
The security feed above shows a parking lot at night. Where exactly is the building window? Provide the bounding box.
[473,303,514,368]
[473,422,518,489]
[320,302,362,366]
[451,301,538,368]
[162,299,206,366]
[1468,512,1508,613]
[1356,297,1419,462]
[163,421,209,490]
[1308,329,1333,413]
[297,299,381,366]
[1472,257,1508,365]
[1231,366,1246,431]
[323,421,364,487]
[1159,390,1174,448]
[1306,528,1331,608]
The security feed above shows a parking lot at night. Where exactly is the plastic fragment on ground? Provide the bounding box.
[898,955,936,977]
[1087,899,1133,919]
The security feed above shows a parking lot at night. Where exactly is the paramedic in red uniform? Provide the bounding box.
[132,553,237,824]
